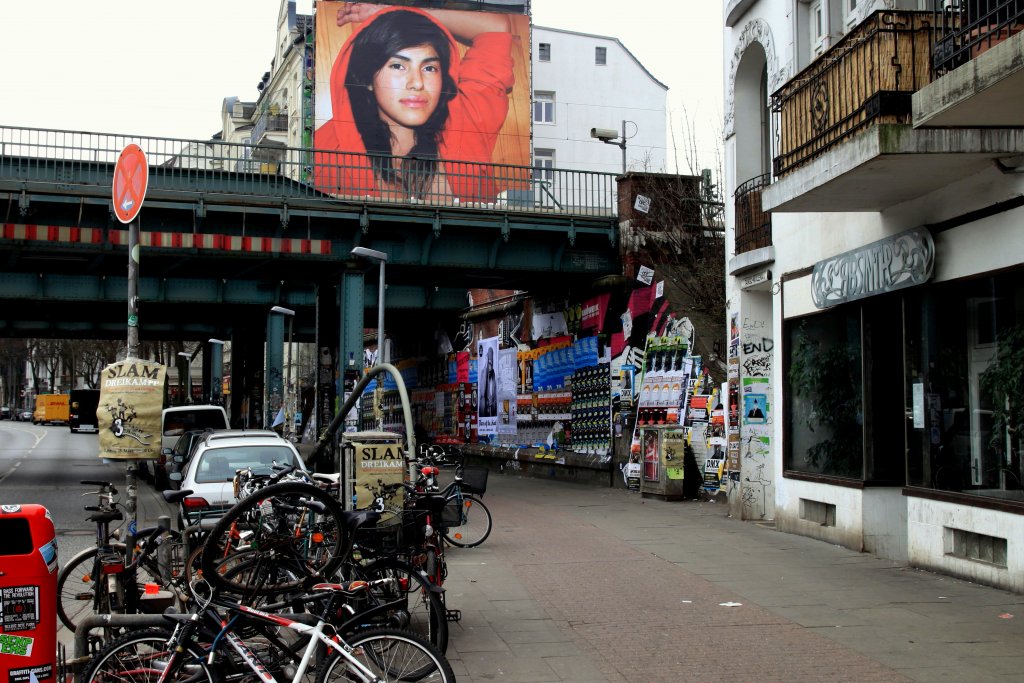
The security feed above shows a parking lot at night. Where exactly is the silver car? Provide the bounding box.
[172,430,307,527]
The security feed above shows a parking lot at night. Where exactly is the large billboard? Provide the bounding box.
[314,2,531,203]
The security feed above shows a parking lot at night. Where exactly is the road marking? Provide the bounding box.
[0,461,21,485]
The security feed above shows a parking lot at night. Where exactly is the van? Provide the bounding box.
[156,405,229,489]
[69,389,101,433]
[33,394,69,425]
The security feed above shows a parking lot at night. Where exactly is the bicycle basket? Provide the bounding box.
[440,499,464,528]
[355,508,429,553]
[460,466,488,495]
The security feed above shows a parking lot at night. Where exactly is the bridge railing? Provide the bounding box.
[0,125,618,218]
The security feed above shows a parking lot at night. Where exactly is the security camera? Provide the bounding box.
[590,127,619,142]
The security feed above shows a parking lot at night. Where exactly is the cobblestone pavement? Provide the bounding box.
[441,475,1024,682]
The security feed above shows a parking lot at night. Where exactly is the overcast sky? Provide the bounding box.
[2,1,722,173]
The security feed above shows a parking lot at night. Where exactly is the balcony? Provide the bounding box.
[251,112,289,160]
[729,173,773,275]
[763,9,1024,213]
[915,0,1024,126]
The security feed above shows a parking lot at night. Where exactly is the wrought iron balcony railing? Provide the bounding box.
[932,0,1024,74]
[771,10,934,176]
[0,125,617,218]
[733,173,772,255]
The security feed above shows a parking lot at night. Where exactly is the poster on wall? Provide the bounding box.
[742,376,770,425]
[497,347,519,438]
[662,429,687,480]
[313,1,531,203]
[476,336,499,437]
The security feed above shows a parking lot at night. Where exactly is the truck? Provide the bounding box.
[69,389,101,433]
[33,393,69,425]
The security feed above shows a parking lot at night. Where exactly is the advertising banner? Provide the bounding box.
[476,336,499,437]
[580,293,610,332]
[98,359,166,460]
[313,1,531,203]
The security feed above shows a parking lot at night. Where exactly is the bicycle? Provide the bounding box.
[418,446,493,548]
[201,474,450,654]
[57,480,188,634]
[79,579,456,683]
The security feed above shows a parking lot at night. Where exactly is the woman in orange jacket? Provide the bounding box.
[314,3,514,202]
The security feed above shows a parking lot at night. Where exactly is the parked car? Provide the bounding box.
[161,428,216,490]
[171,430,306,528]
[0,406,10,420]
[18,410,32,422]
[146,405,231,488]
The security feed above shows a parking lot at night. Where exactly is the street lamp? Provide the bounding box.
[271,306,295,439]
[350,247,388,365]
[590,120,635,174]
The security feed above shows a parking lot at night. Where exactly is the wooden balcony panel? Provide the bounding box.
[773,11,934,176]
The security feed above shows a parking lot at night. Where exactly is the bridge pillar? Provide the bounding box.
[229,328,263,429]
[340,270,365,388]
[265,311,287,430]
[314,284,339,471]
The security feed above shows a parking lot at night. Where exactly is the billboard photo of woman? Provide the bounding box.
[314,2,531,203]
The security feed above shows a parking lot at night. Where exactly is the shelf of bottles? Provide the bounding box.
[570,362,611,455]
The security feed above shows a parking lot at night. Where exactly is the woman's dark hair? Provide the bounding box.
[345,10,457,195]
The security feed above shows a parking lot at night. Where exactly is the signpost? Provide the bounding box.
[108,144,150,558]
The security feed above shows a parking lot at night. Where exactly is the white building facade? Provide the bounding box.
[724,0,1024,592]
[531,26,667,176]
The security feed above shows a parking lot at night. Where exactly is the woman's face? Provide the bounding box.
[371,43,442,129]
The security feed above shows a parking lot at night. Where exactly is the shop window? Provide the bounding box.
[785,307,864,479]
[904,273,1024,502]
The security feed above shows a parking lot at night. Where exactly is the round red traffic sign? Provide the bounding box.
[112,144,149,224]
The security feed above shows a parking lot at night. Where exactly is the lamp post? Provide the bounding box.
[271,306,296,440]
[350,247,388,365]
[590,120,635,174]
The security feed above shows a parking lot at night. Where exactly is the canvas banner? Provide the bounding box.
[497,348,519,438]
[98,359,166,460]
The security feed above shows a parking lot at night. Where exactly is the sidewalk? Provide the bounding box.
[439,475,1024,683]
[131,474,1024,682]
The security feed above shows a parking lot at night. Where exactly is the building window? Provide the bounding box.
[533,92,555,124]
[595,46,607,65]
[785,307,864,479]
[533,149,555,183]
[810,0,827,56]
[904,272,1024,501]
[538,42,550,62]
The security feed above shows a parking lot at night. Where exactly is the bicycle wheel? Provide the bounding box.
[443,493,492,548]
[57,544,162,632]
[200,482,346,595]
[316,627,455,683]
[351,557,448,655]
[79,628,213,683]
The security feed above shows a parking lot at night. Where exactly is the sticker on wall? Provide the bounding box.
[743,394,768,424]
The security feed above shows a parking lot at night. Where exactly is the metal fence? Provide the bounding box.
[932,0,1024,74]
[0,125,617,218]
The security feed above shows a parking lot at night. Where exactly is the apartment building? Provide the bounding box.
[724,0,1024,591]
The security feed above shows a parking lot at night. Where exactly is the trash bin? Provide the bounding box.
[0,504,57,683]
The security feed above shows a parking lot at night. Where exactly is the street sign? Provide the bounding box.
[112,144,148,224]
